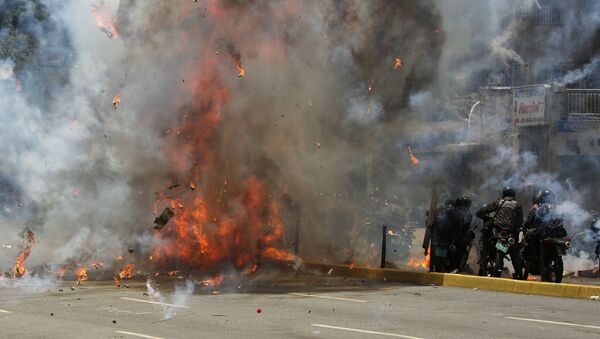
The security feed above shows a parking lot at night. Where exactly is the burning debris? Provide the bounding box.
[119,263,135,279]
[13,228,35,278]
[407,146,420,167]
[112,95,120,109]
[393,57,404,70]
[154,207,174,230]
[91,3,118,39]
[76,267,88,285]
[233,53,245,78]
[198,274,224,287]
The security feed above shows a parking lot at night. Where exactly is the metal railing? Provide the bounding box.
[564,89,600,119]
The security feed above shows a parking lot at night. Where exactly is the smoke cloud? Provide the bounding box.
[0,0,599,279]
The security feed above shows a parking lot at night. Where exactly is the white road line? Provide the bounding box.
[115,330,165,339]
[0,309,12,314]
[311,324,424,339]
[289,292,367,303]
[120,297,189,308]
[506,317,600,330]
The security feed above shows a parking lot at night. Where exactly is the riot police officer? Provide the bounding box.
[476,186,524,279]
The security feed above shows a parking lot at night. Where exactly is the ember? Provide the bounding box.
[233,53,246,77]
[393,57,403,70]
[407,145,420,166]
[112,95,120,109]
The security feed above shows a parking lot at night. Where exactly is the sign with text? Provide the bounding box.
[514,86,546,126]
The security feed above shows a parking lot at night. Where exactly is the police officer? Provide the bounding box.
[521,190,543,272]
[447,197,474,272]
[476,186,524,279]
[430,200,454,272]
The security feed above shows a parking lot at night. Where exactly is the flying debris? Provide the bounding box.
[154,207,175,230]
[119,263,135,279]
[112,95,120,109]
[407,146,420,167]
[233,53,246,77]
[13,228,36,278]
[91,3,119,39]
[393,57,404,70]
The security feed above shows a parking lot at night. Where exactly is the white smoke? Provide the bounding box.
[146,278,194,320]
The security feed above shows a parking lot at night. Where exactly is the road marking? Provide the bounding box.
[311,324,423,339]
[120,297,189,308]
[289,293,367,303]
[0,309,12,314]
[506,317,600,330]
[115,330,165,339]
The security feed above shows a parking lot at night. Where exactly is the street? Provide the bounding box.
[0,275,599,338]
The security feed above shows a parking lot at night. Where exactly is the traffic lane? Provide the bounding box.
[372,285,600,339]
[134,283,600,339]
[0,281,599,338]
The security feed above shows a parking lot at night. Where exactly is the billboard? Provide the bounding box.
[514,85,546,126]
[556,120,600,156]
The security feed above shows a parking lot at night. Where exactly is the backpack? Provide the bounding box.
[537,203,566,238]
[493,199,519,230]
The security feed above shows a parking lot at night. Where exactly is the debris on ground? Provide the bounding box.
[154,207,174,230]
[589,295,600,301]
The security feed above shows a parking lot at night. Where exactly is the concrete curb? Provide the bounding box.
[305,262,600,300]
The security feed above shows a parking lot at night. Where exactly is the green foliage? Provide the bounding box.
[0,0,47,71]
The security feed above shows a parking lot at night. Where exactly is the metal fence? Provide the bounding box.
[564,89,600,119]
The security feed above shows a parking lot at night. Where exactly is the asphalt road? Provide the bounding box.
[1,274,599,339]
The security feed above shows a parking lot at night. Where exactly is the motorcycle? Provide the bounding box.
[491,228,517,278]
[539,236,570,283]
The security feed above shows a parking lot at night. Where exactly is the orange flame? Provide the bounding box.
[119,263,135,279]
[262,247,295,260]
[91,4,118,39]
[199,274,224,287]
[407,146,420,166]
[13,229,35,278]
[393,57,403,70]
[233,54,245,77]
[76,267,88,285]
[92,260,104,269]
[423,246,431,269]
[167,270,179,276]
[113,95,120,109]
[405,255,428,269]
[243,263,259,275]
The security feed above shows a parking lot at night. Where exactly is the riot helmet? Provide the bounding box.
[502,186,515,198]
[540,190,555,204]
